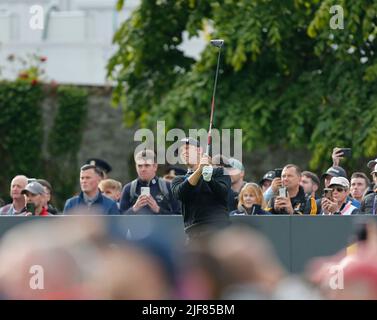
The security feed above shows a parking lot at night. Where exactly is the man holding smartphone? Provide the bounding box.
[267,164,315,215]
[120,149,181,215]
[21,181,50,216]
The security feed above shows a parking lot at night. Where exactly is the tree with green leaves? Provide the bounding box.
[108,0,377,172]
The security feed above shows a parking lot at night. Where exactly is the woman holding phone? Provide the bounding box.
[230,183,270,215]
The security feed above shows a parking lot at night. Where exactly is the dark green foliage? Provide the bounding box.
[109,0,377,172]
[0,81,43,201]
[0,82,88,208]
[47,86,88,209]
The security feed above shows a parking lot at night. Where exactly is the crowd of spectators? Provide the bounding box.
[1,146,377,217]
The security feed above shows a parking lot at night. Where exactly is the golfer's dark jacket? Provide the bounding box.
[171,167,231,232]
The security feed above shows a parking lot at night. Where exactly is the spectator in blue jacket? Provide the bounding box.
[64,164,120,215]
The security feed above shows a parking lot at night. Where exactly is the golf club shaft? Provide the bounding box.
[206,47,222,156]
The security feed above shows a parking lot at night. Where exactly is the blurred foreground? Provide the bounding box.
[0,209,376,299]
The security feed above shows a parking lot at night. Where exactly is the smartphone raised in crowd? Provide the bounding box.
[140,187,150,196]
[339,148,352,158]
[323,188,333,200]
[274,168,283,178]
[26,202,36,215]
[278,186,288,198]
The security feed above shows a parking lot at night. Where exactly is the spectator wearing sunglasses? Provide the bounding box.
[320,177,359,215]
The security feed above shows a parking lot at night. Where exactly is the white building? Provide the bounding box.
[0,0,206,85]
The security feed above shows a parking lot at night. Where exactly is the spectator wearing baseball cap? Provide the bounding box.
[227,158,245,193]
[360,163,377,214]
[259,170,276,193]
[226,157,247,211]
[263,168,283,203]
[21,181,50,216]
[321,166,347,188]
[212,154,242,212]
[318,166,360,212]
[320,177,359,215]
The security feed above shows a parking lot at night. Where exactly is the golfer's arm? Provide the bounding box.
[171,176,195,201]
[188,167,202,186]
[208,173,230,198]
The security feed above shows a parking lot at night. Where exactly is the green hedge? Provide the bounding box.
[0,82,88,209]
[47,86,88,209]
[0,81,44,202]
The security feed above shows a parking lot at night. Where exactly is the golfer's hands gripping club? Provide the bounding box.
[188,153,212,186]
[202,165,213,182]
[200,153,213,182]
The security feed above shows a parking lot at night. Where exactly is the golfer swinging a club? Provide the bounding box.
[171,137,231,243]
[171,40,231,243]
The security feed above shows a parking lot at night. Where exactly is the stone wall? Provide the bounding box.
[76,93,136,184]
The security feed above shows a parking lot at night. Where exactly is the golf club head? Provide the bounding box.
[210,39,224,48]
